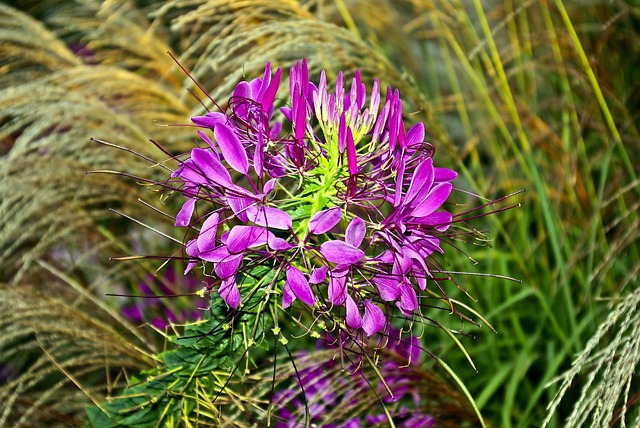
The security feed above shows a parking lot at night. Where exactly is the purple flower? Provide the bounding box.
[171,58,458,338]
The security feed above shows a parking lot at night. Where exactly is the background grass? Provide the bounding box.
[1,0,638,426]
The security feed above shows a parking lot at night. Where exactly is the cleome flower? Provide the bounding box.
[171,59,457,337]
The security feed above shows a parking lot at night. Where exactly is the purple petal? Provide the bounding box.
[184,239,199,274]
[282,282,295,308]
[372,274,400,301]
[346,127,358,175]
[320,240,364,264]
[197,130,219,154]
[345,216,366,247]
[345,294,362,329]
[255,62,271,99]
[226,225,268,253]
[412,183,452,218]
[197,212,219,253]
[261,67,281,112]
[397,282,418,315]
[186,238,199,257]
[192,111,226,128]
[362,300,385,336]
[338,114,346,153]
[200,245,236,262]
[214,123,249,174]
[392,253,413,276]
[405,122,425,147]
[233,81,252,118]
[413,211,453,231]
[279,106,293,122]
[246,205,292,230]
[286,266,315,306]
[263,178,277,194]
[254,131,264,178]
[267,232,294,251]
[405,158,434,206]
[434,167,458,182]
[227,196,251,222]
[219,278,240,309]
[393,158,405,207]
[175,198,195,227]
[308,207,342,234]
[191,148,232,186]
[309,265,328,284]
[328,270,347,305]
[214,254,243,280]
[270,121,283,140]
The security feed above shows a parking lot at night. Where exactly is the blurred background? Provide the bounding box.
[1,1,638,427]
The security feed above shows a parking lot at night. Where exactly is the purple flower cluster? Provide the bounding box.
[172,59,456,337]
[273,330,436,427]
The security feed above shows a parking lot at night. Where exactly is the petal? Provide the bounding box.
[191,111,226,128]
[286,266,315,306]
[233,81,252,118]
[309,265,328,284]
[405,158,434,206]
[175,198,195,227]
[345,216,366,247]
[338,114,346,153]
[174,159,205,186]
[254,131,264,178]
[184,239,199,274]
[282,282,296,308]
[267,232,294,251]
[405,122,425,147]
[214,253,243,279]
[261,67,282,112]
[214,123,249,174]
[372,274,400,301]
[186,238,199,257]
[346,127,358,175]
[246,205,292,230]
[191,148,232,186]
[412,183,452,218]
[413,211,452,231]
[328,270,347,305]
[362,300,386,336]
[226,225,268,253]
[263,178,277,195]
[397,282,418,315]
[255,62,271,99]
[227,196,251,222]
[434,167,458,182]
[320,240,364,264]
[345,294,362,329]
[197,212,220,253]
[200,246,237,263]
[392,253,413,276]
[308,207,342,234]
[197,130,219,155]
[393,158,405,207]
[219,278,240,309]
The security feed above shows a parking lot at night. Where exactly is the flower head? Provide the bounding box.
[171,59,457,338]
